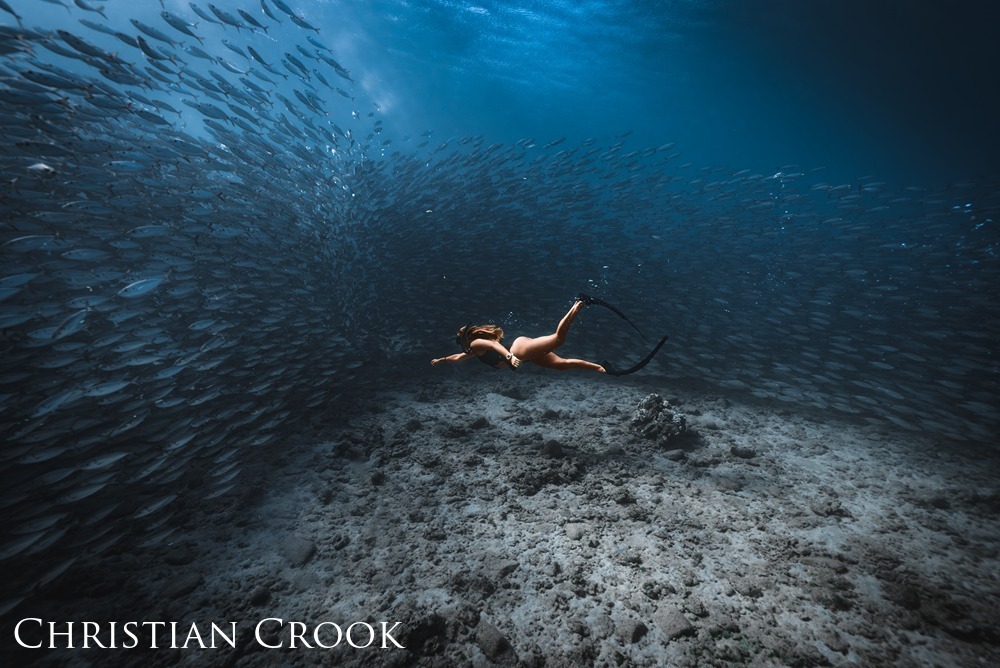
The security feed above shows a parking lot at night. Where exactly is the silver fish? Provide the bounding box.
[117,277,165,298]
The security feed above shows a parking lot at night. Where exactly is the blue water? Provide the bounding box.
[1,0,998,633]
[292,0,999,185]
[15,0,999,184]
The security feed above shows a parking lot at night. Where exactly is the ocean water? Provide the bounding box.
[1,0,998,657]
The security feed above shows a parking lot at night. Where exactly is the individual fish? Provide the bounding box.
[73,0,106,19]
[54,483,107,505]
[130,19,179,47]
[28,528,76,558]
[79,452,129,471]
[133,108,171,126]
[0,534,45,563]
[291,14,319,32]
[184,43,216,62]
[30,389,84,418]
[20,68,88,90]
[239,75,268,94]
[284,52,309,76]
[208,3,249,31]
[306,36,331,52]
[182,99,230,120]
[245,45,272,68]
[0,273,38,288]
[81,380,132,397]
[78,18,116,36]
[249,65,283,83]
[260,0,281,23]
[0,0,21,24]
[117,277,165,298]
[295,44,316,61]
[160,10,204,44]
[317,52,352,81]
[269,0,297,18]
[37,0,70,10]
[51,309,89,340]
[204,483,236,500]
[188,319,217,331]
[237,9,269,33]
[61,248,110,261]
[132,493,177,519]
[188,2,222,26]
[135,37,172,65]
[110,31,139,49]
[56,29,110,59]
[312,69,333,90]
[217,58,248,75]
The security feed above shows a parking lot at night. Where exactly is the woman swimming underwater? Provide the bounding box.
[431,293,670,375]
[432,296,604,372]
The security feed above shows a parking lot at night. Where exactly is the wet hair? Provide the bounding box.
[456,324,504,349]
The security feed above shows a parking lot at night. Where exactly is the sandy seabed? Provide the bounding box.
[10,371,1000,667]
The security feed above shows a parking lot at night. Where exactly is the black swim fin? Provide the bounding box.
[602,334,669,376]
[577,292,647,340]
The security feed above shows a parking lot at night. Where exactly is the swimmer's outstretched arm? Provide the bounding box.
[431,353,473,366]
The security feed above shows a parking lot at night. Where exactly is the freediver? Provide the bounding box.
[431,293,669,376]
[432,295,603,372]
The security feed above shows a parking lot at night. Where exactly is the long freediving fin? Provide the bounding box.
[602,334,669,376]
[577,292,647,340]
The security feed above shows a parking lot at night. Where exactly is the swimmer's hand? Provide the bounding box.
[508,354,521,369]
[431,358,442,366]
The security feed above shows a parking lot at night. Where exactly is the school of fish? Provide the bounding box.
[1,0,997,615]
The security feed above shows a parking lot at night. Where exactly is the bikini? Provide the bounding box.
[458,323,516,370]
[465,347,517,369]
